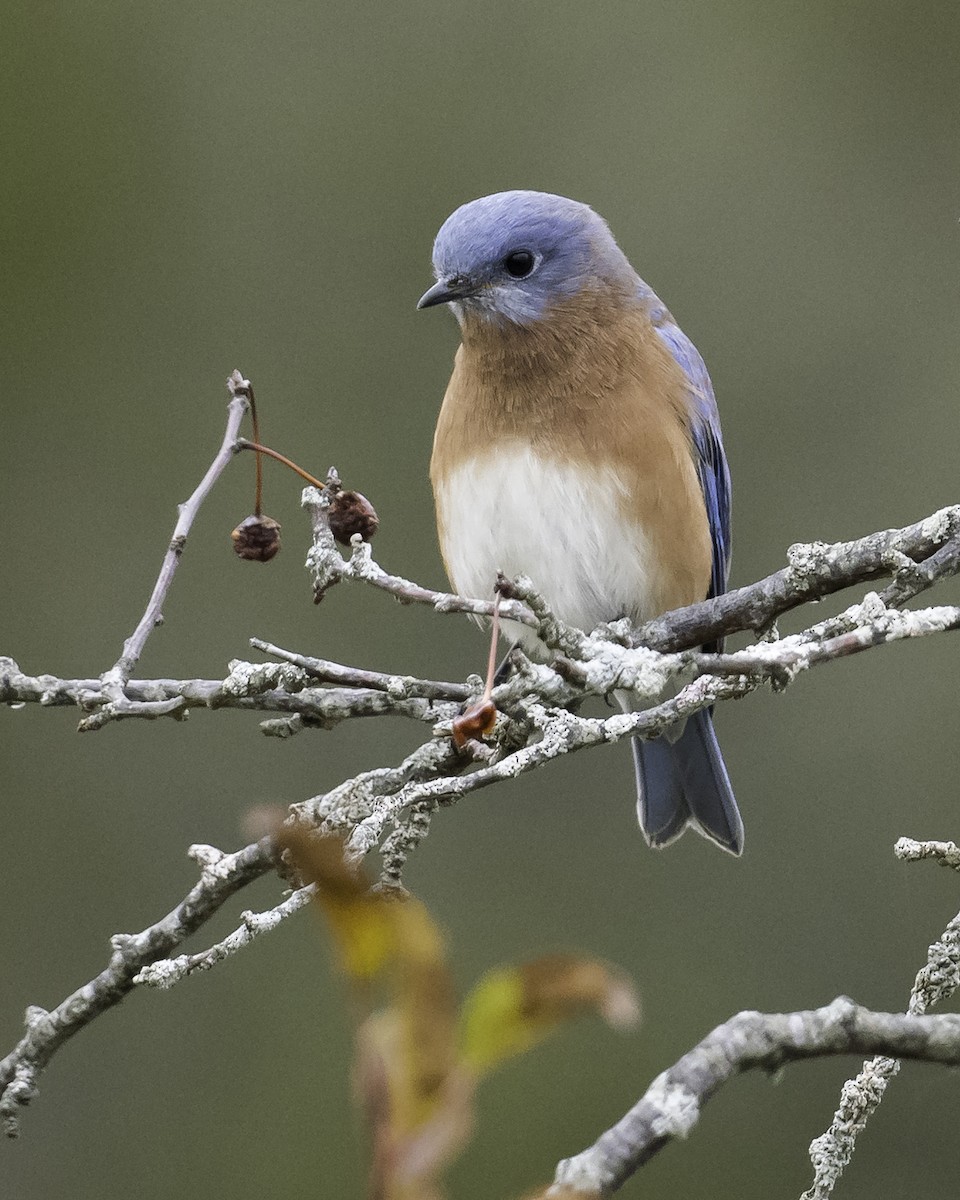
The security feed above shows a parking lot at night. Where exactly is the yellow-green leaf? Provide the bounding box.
[460,955,640,1076]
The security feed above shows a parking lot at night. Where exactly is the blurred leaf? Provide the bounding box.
[357,1010,474,1200]
[460,954,640,1077]
[280,825,394,982]
[282,826,467,1198]
[281,830,638,1197]
[387,898,459,1131]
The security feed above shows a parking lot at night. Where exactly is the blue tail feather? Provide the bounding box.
[632,710,743,855]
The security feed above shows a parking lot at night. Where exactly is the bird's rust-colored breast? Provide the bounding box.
[430,289,713,617]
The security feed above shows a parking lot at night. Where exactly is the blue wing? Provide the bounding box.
[642,290,731,610]
[629,285,741,851]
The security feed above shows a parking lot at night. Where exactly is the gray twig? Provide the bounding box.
[4,370,960,1153]
[77,371,252,731]
[549,998,960,1197]
[134,883,317,989]
[0,839,275,1137]
[301,483,539,626]
[637,505,960,652]
[249,637,472,702]
[895,837,960,870]
[690,597,960,684]
[0,658,461,731]
[799,837,960,1199]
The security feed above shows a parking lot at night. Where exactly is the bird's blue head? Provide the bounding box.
[417,191,637,326]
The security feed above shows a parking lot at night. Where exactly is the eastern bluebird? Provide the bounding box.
[418,191,743,856]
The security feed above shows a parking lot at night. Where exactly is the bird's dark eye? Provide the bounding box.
[503,250,536,278]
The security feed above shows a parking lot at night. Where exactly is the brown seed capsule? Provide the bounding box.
[231,514,282,562]
[328,489,380,545]
[451,699,497,749]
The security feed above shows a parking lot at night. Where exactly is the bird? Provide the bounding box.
[418,190,743,855]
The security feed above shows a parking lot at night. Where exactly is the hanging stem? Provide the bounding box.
[450,586,502,750]
[482,590,502,703]
[236,439,326,490]
[246,387,264,516]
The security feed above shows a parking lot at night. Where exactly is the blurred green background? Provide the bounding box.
[2,2,959,1197]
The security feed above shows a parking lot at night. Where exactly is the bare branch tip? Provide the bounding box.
[226,370,251,396]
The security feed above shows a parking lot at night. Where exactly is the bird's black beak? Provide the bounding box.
[417,275,473,310]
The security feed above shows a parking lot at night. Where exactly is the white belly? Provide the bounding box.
[435,447,663,653]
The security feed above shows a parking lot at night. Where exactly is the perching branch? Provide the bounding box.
[637,505,960,652]
[799,837,960,1199]
[547,997,960,1197]
[133,882,317,990]
[0,839,275,1137]
[4,371,960,1148]
[541,834,960,1196]
[0,657,463,731]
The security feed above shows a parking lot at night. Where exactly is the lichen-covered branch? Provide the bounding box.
[0,839,275,1137]
[0,657,463,732]
[77,372,253,731]
[6,585,958,735]
[301,480,960,654]
[134,883,317,990]
[248,637,472,702]
[537,837,960,1198]
[548,997,960,1197]
[3,504,960,1135]
[4,370,960,1149]
[690,596,960,685]
[799,837,960,1199]
[637,505,960,651]
[301,482,538,627]
[309,675,754,863]
[895,836,960,870]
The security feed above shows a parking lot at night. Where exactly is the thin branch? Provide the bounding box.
[77,371,252,731]
[636,505,960,652]
[0,726,477,1134]
[690,599,960,683]
[879,533,960,608]
[249,638,472,702]
[895,837,960,870]
[302,484,539,626]
[134,883,316,990]
[540,837,960,1198]
[4,367,960,1147]
[317,675,754,861]
[0,839,275,1137]
[799,837,960,1199]
[548,998,960,1196]
[300,487,960,652]
[0,658,462,729]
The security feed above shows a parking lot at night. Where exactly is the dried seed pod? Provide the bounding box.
[231,514,282,562]
[451,699,497,749]
[328,489,380,545]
